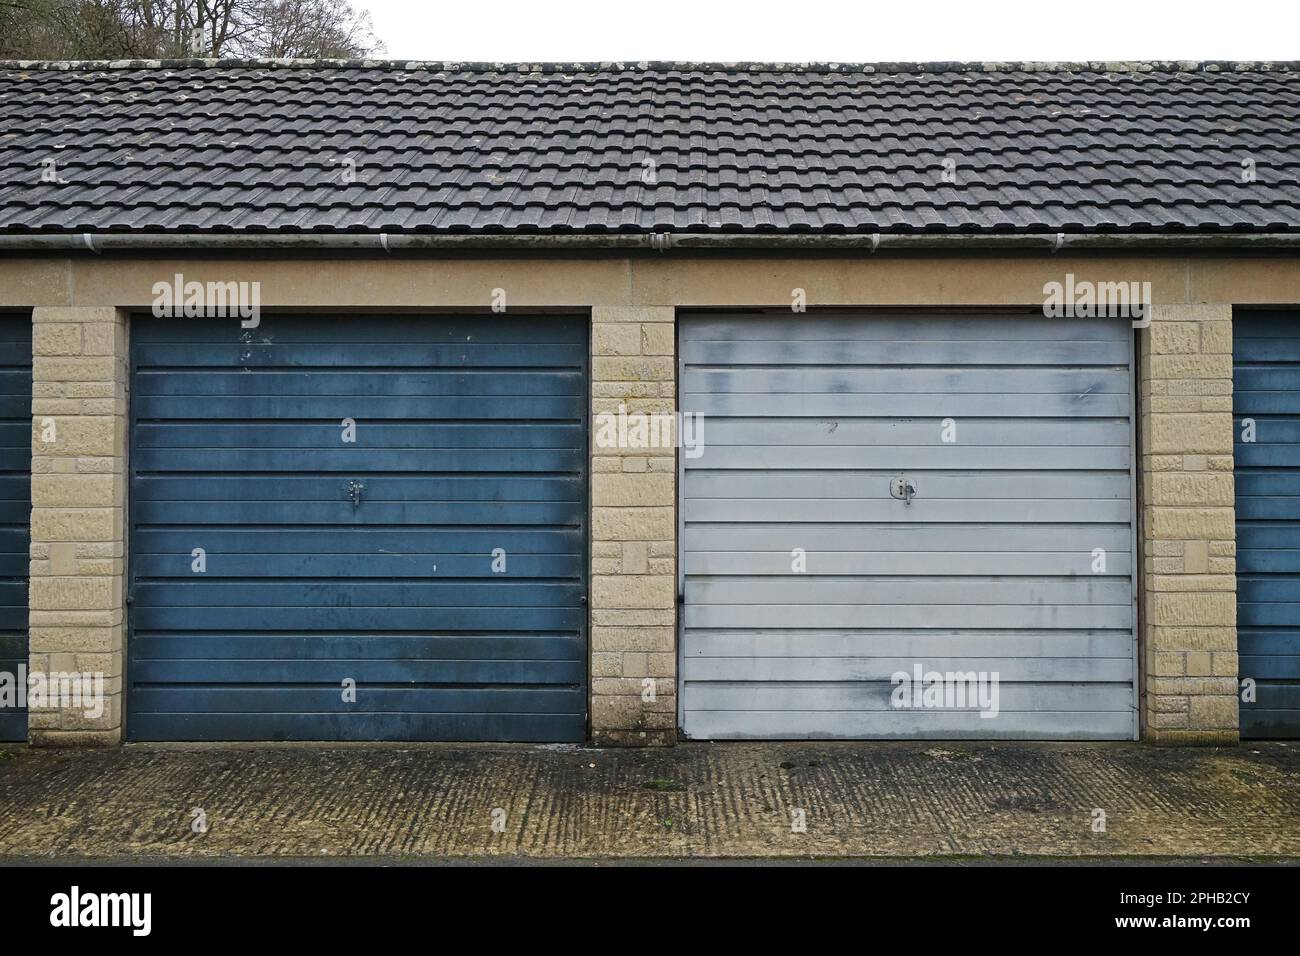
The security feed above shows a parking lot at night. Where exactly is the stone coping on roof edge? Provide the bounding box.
[2,59,1300,74]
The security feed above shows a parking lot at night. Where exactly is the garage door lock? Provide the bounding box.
[889,476,917,505]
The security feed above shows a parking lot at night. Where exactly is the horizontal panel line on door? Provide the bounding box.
[135,418,586,426]
[138,570,582,579]
[135,449,589,455]
[134,457,585,471]
[683,399,1131,417]
[124,716,587,742]
[137,382,586,396]
[684,362,1131,369]
[690,449,1130,467]
[134,506,586,516]
[682,347,1130,365]
[133,359,587,372]
[685,550,1132,555]
[688,564,1131,576]
[136,681,584,689]
[682,660,1134,677]
[132,709,586,716]
[133,502,585,509]
[133,471,586,479]
[686,634,1134,656]
[684,521,1131,528]
[698,416,1134,423]
[685,608,1132,628]
[682,708,1134,715]
[135,531,583,548]
[133,401,586,417]
[684,654,1136,660]
[136,524,584,532]
[133,668,585,683]
[133,628,585,635]
[687,600,1133,606]
[684,572,1130,581]
[134,552,581,559]
[683,498,1131,511]
[132,609,588,625]
[134,575,583,582]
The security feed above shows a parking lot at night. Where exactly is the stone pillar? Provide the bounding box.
[27,307,127,745]
[589,306,677,745]
[1140,303,1238,742]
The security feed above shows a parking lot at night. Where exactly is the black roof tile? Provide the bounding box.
[2,60,1300,234]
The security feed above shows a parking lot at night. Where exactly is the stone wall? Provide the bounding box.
[27,307,127,745]
[590,306,677,745]
[1139,304,1239,742]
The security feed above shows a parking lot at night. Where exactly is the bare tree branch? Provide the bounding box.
[0,0,385,58]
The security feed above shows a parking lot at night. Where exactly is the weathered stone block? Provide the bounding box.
[592,507,674,541]
[592,324,642,355]
[33,323,83,356]
[641,323,674,355]
[593,356,675,383]
[1188,695,1238,728]
[1148,591,1235,626]
[591,305,673,324]
[621,541,649,575]
[31,508,121,543]
[1149,321,1200,355]
[31,474,120,508]
[1144,507,1235,540]
[1148,473,1233,506]
[1144,413,1232,455]
[592,473,673,507]
[30,416,121,458]
[591,626,675,653]
[591,574,675,610]
[30,576,118,612]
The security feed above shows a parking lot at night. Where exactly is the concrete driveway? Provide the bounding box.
[0,741,1298,861]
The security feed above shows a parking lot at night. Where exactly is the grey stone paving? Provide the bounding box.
[0,741,1297,861]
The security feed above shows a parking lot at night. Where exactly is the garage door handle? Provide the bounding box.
[889,476,917,504]
[347,480,364,510]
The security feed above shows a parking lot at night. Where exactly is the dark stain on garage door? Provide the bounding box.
[126,313,588,742]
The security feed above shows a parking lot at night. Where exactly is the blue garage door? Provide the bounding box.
[1235,311,1300,738]
[0,318,30,742]
[128,313,588,742]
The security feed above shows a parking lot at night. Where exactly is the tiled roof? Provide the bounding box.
[2,60,1300,236]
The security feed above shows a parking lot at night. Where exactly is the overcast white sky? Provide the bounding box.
[359,0,1296,62]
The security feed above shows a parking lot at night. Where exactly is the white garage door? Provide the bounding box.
[679,312,1137,740]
